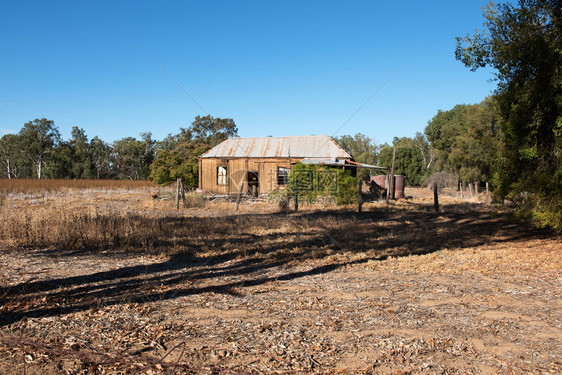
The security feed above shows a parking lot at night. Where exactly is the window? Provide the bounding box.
[217,166,228,185]
[277,167,290,186]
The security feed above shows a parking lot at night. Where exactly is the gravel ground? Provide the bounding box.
[0,188,560,374]
[1,242,560,374]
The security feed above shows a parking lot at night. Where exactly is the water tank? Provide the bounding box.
[394,175,406,199]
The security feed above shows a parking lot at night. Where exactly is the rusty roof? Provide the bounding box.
[199,135,352,159]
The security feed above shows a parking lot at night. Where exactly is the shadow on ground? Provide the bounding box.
[0,203,555,327]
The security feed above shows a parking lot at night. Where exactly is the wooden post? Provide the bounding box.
[235,181,244,211]
[433,182,439,213]
[294,178,299,212]
[486,181,489,195]
[179,179,187,207]
[357,179,363,213]
[175,178,180,209]
[474,182,479,195]
[389,147,396,200]
[385,174,390,203]
[468,182,473,197]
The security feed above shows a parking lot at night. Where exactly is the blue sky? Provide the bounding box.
[0,0,496,145]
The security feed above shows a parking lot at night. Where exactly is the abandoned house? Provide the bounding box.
[198,135,353,195]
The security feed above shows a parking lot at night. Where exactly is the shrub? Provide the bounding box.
[423,172,456,189]
[284,163,358,206]
[184,191,206,208]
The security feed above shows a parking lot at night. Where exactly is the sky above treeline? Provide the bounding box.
[1,0,496,145]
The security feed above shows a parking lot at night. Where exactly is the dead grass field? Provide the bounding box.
[0,183,560,374]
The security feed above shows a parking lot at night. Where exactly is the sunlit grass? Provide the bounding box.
[0,179,157,195]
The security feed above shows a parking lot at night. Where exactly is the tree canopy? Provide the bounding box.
[425,98,503,185]
[335,133,378,181]
[149,115,238,187]
[19,118,61,179]
[456,0,562,229]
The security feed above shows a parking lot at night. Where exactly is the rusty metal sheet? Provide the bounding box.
[200,135,352,159]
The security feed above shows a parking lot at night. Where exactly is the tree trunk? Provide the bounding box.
[6,158,11,179]
[389,147,396,200]
[456,173,460,191]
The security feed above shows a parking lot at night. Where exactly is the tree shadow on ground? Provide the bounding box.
[0,203,556,327]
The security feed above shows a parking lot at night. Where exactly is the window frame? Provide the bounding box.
[217,166,228,185]
[277,166,290,186]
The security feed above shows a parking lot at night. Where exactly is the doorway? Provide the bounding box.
[248,171,259,196]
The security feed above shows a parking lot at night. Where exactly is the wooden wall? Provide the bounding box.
[199,158,296,195]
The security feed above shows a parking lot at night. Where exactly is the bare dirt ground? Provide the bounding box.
[0,187,560,374]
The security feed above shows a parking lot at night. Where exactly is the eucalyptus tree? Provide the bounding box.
[18,118,61,179]
[456,0,562,228]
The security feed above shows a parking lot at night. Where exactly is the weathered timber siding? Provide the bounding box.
[199,158,296,195]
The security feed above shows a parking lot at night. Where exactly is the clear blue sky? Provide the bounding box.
[1,0,496,145]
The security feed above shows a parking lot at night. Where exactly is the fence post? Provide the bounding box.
[235,181,244,211]
[358,179,363,213]
[179,179,187,207]
[433,182,439,214]
[389,147,396,199]
[175,178,179,209]
[385,174,390,204]
[294,178,299,212]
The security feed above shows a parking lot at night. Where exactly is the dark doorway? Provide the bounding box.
[248,171,259,196]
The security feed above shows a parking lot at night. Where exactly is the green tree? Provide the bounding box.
[0,133,28,179]
[410,132,436,172]
[448,99,503,184]
[69,127,94,179]
[456,0,562,229]
[425,104,467,173]
[19,118,61,179]
[425,99,502,186]
[44,141,74,178]
[335,133,377,164]
[90,136,112,179]
[335,133,378,181]
[186,115,238,148]
[112,133,155,180]
[377,138,425,186]
[149,115,238,187]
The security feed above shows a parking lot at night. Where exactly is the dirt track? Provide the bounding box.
[0,189,560,374]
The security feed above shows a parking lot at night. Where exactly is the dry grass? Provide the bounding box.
[0,185,561,374]
[1,185,556,275]
[0,178,157,195]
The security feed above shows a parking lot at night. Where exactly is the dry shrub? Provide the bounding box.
[1,182,554,273]
[0,207,253,254]
[184,192,206,208]
[423,172,455,189]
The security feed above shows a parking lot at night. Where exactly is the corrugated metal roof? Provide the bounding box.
[301,158,387,169]
[199,135,352,159]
